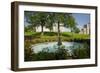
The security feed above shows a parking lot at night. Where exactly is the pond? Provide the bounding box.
[31,42,86,54]
[24,41,90,61]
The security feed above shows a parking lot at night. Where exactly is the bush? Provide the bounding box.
[24,42,33,61]
[61,32,71,37]
[72,42,90,59]
[43,32,57,36]
[25,44,71,61]
[55,46,69,59]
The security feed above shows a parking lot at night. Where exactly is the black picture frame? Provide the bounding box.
[11,1,98,71]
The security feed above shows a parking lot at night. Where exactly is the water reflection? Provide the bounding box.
[25,41,90,61]
[31,42,84,53]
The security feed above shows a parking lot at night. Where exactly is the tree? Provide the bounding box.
[25,24,36,32]
[24,11,36,32]
[45,13,55,32]
[64,14,77,40]
[65,14,77,32]
[73,26,80,33]
[29,12,48,35]
[53,13,69,46]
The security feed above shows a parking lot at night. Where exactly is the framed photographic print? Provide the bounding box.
[11,1,97,71]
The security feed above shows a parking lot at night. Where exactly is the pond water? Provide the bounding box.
[31,42,85,53]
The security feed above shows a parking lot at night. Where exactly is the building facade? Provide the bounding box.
[35,23,71,32]
[80,23,90,34]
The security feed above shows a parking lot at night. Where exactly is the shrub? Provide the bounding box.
[44,32,57,36]
[72,42,90,59]
[24,42,33,61]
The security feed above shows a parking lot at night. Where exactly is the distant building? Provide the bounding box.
[80,23,90,34]
[35,23,71,32]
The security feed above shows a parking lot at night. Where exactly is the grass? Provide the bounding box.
[25,31,90,44]
[25,31,34,36]
[25,32,41,36]
[61,32,89,39]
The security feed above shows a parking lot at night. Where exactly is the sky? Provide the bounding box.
[24,11,90,29]
[72,13,90,29]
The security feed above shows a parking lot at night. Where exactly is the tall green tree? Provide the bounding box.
[45,13,55,32]
[65,14,77,32]
[64,14,77,40]
[29,12,48,35]
[53,13,69,46]
[24,11,36,32]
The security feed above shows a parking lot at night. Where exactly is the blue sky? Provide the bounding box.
[72,13,90,29]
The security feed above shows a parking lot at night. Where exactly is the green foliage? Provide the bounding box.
[24,24,36,32]
[24,41,90,61]
[65,14,77,29]
[72,42,90,59]
[55,46,69,59]
[25,44,70,61]
[54,13,67,23]
[61,32,71,37]
[33,49,56,60]
[43,32,57,36]
[45,13,55,32]
[29,12,48,35]
[24,41,33,61]
[73,26,80,33]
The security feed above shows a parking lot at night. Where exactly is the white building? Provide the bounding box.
[35,23,71,32]
[80,23,90,34]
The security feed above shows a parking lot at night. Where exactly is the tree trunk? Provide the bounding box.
[71,28,74,41]
[86,26,88,34]
[50,29,52,32]
[57,21,62,46]
[41,25,44,35]
[50,29,53,32]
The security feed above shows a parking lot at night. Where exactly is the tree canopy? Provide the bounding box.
[25,12,78,45]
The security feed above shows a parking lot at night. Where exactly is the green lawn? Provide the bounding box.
[25,32,39,36]
[61,32,89,39]
[25,32,89,39]
[24,32,90,44]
